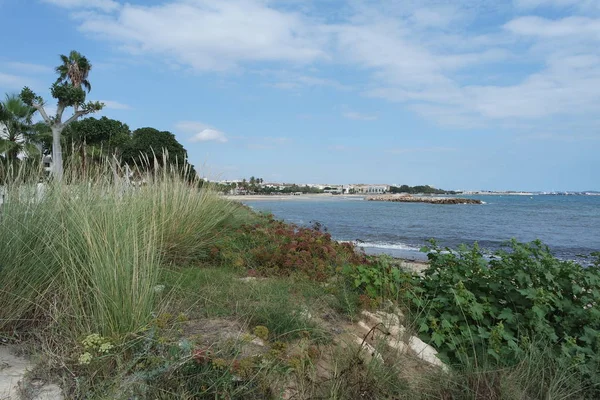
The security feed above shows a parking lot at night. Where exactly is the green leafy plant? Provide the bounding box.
[344,255,413,306]
[406,239,600,396]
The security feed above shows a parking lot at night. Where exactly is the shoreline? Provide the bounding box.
[224,193,365,201]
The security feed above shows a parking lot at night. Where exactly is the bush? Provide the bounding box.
[343,254,414,308]
[406,240,600,396]
[211,216,368,281]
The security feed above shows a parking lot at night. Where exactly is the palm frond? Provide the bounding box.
[82,80,92,93]
[22,142,41,158]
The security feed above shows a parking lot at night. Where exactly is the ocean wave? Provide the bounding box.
[352,241,422,251]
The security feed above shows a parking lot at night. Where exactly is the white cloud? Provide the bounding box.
[342,111,378,121]
[504,16,600,38]
[272,75,349,91]
[176,121,228,143]
[99,100,132,110]
[514,0,600,12]
[41,0,119,11]
[75,1,326,71]
[45,0,600,130]
[191,129,228,143]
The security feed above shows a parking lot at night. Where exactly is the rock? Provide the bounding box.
[407,336,447,371]
[366,195,482,205]
[357,321,372,336]
[353,335,384,363]
[354,310,448,372]
[360,310,405,338]
[360,310,383,326]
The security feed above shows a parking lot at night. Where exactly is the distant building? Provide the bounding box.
[352,184,390,194]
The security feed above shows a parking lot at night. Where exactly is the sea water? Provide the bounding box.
[242,195,600,263]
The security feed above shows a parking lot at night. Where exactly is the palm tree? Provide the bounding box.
[55,51,94,173]
[55,50,92,93]
[0,94,38,162]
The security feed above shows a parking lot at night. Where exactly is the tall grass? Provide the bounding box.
[0,157,238,340]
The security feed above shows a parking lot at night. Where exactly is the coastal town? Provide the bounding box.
[207,178,600,196]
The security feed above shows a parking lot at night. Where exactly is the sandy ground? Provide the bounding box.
[224,194,366,202]
[396,260,429,275]
[0,346,63,399]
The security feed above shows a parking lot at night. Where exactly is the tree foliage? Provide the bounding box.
[55,50,92,93]
[64,116,132,158]
[389,184,457,195]
[19,50,104,180]
[123,128,187,165]
[122,127,197,180]
[0,94,38,161]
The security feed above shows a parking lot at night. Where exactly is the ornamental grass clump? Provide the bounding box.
[0,157,237,341]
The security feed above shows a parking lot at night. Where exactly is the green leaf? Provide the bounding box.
[469,302,485,320]
[431,331,445,348]
[497,308,515,322]
[441,319,453,330]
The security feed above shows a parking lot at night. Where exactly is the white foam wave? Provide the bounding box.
[353,241,421,251]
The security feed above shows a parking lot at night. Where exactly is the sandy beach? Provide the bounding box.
[224,194,366,201]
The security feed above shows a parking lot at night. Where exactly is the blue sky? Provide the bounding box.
[1,0,599,191]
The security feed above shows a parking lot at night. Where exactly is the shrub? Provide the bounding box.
[406,240,600,396]
[211,216,368,281]
[343,254,414,306]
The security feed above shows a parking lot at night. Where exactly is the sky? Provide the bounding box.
[0,0,599,191]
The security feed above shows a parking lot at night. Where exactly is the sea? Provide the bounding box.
[242,195,600,264]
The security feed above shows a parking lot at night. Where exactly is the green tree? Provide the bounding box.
[64,116,131,171]
[122,127,196,179]
[0,94,38,162]
[20,51,103,181]
[123,127,186,164]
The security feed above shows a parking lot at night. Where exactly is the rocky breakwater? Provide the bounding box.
[366,194,482,205]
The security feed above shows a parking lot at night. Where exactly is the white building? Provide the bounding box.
[352,184,390,194]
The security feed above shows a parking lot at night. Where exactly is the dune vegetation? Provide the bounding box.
[0,158,598,399]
